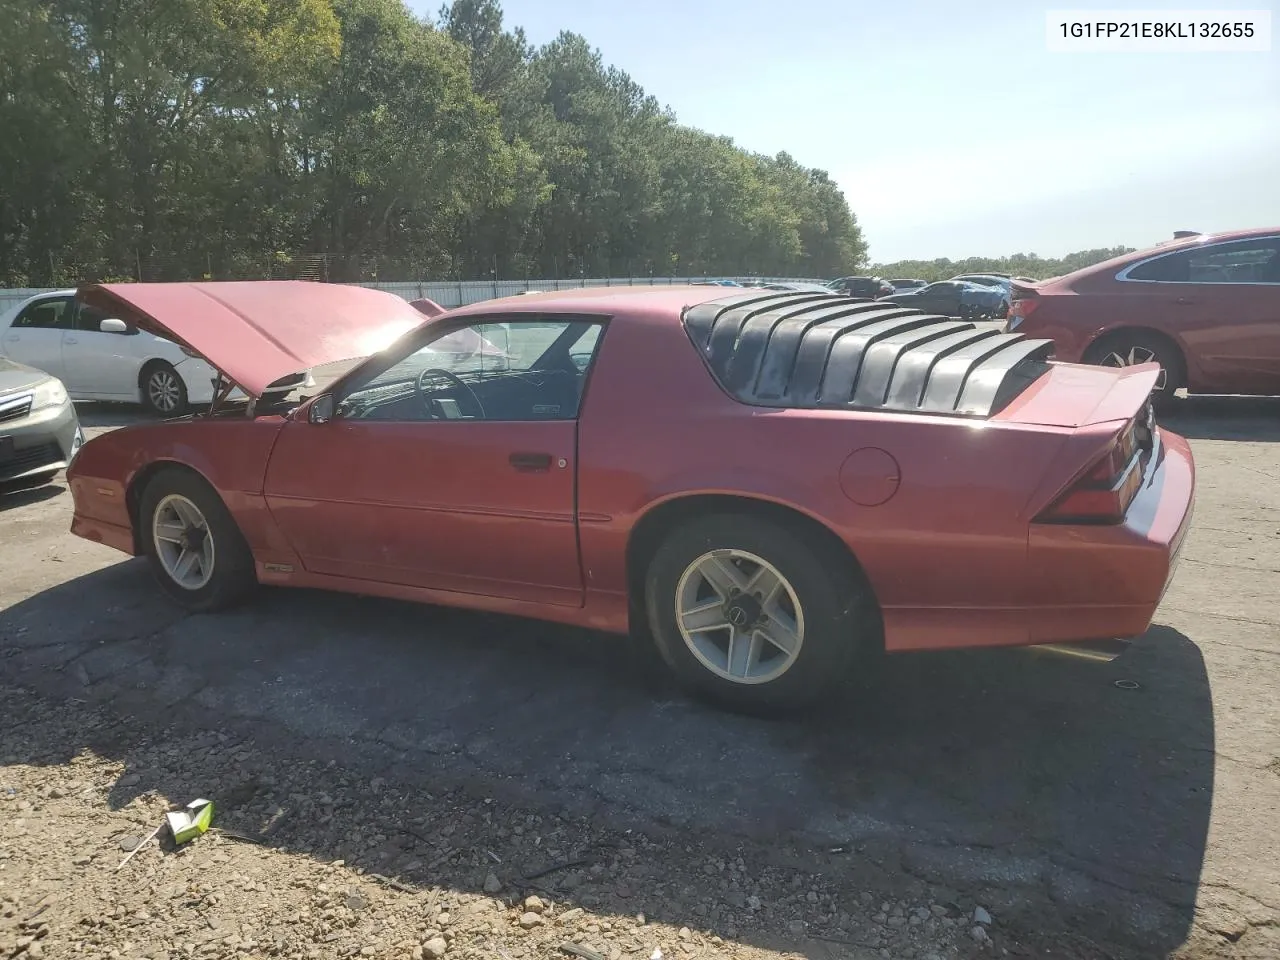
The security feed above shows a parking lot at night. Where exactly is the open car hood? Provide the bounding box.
[77,281,426,398]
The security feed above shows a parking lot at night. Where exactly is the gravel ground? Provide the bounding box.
[2,396,1279,960]
[0,683,1007,960]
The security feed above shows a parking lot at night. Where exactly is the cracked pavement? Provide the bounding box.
[2,398,1279,959]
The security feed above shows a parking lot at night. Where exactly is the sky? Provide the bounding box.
[410,0,1279,263]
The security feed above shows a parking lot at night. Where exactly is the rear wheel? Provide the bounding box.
[643,513,877,715]
[139,468,257,611]
[1083,330,1186,409]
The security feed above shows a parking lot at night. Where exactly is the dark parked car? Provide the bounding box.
[1008,227,1280,405]
[761,282,839,294]
[953,274,1013,292]
[882,280,1007,319]
[826,276,895,299]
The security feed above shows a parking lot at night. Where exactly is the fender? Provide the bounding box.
[67,417,292,557]
[634,466,848,532]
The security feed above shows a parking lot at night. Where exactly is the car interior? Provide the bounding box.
[13,298,73,329]
[336,320,603,423]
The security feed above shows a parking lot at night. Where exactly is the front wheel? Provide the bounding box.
[643,513,878,715]
[139,469,258,611]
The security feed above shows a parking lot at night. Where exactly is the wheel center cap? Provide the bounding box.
[724,593,763,629]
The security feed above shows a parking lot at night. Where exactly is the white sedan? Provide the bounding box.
[0,289,308,415]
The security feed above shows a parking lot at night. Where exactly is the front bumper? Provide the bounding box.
[176,357,223,406]
[0,398,83,484]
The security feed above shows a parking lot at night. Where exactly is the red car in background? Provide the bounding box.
[1007,227,1280,405]
[65,282,1194,715]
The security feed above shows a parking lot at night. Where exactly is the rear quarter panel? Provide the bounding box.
[576,313,1073,620]
[1023,267,1214,386]
[67,418,290,554]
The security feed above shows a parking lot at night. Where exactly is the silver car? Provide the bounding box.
[0,357,84,490]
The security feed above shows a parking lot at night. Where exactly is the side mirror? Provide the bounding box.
[309,394,336,423]
[100,318,129,334]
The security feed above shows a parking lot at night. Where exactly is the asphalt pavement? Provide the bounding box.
[1,395,1278,958]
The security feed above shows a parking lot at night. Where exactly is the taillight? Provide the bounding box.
[1006,297,1039,332]
[1036,419,1145,524]
[1009,298,1039,318]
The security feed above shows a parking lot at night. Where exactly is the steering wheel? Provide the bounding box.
[414,367,485,419]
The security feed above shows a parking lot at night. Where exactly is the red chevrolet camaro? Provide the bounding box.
[66,282,1195,713]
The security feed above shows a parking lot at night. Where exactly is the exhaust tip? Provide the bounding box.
[1030,639,1131,663]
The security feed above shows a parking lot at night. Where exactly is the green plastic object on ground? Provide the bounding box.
[166,798,214,845]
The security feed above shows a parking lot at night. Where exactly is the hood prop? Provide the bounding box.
[207,373,240,417]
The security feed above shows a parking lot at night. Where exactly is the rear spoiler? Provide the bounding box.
[997,362,1161,428]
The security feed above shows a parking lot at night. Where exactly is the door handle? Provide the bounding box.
[509,451,553,472]
[1174,297,1195,305]
[64,337,78,344]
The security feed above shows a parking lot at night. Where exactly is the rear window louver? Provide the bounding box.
[682,292,1054,418]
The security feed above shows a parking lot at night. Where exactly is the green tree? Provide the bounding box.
[306,0,512,280]
[0,0,871,285]
[871,247,1137,283]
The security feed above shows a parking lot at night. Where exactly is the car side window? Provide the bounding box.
[1126,252,1191,282]
[12,297,74,330]
[1128,239,1280,284]
[336,319,606,423]
[73,303,111,332]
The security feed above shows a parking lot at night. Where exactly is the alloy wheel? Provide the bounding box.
[674,549,805,685]
[148,369,182,413]
[1097,344,1169,391]
[151,493,216,590]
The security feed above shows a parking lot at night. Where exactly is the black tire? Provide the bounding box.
[140,361,189,417]
[1083,330,1186,410]
[643,513,877,716]
[138,468,258,611]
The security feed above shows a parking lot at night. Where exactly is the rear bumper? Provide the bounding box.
[882,426,1195,653]
[1025,426,1195,644]
[0,399,83,484]
[1005,315,1090,362]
